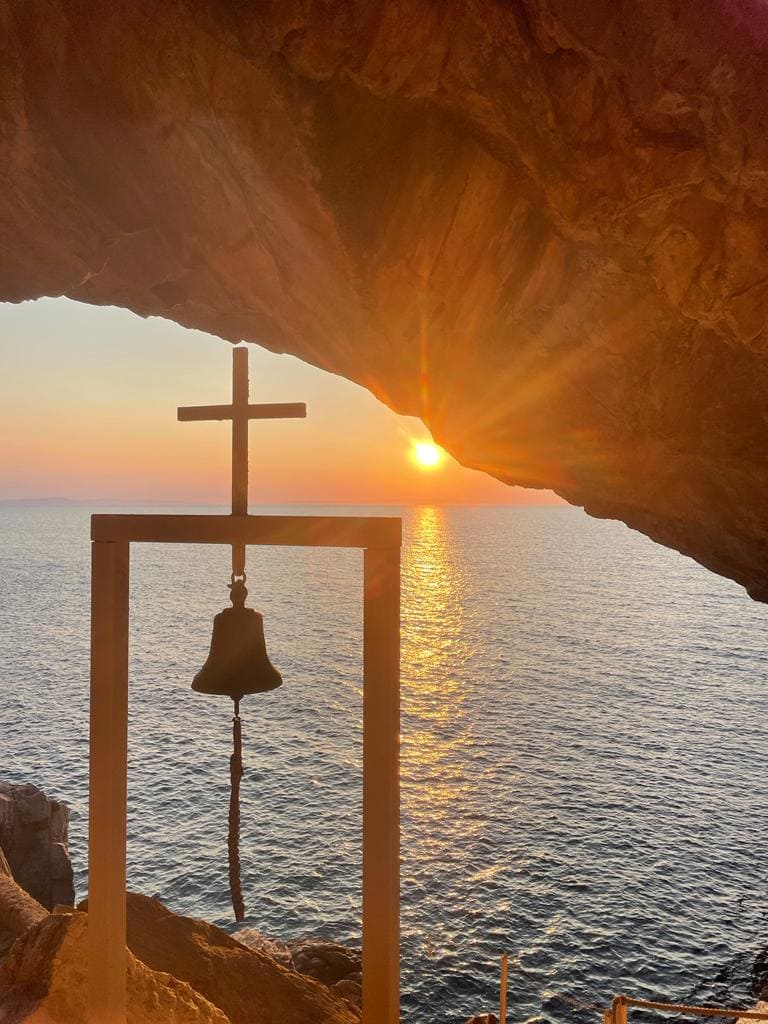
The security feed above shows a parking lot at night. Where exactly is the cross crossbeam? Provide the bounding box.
[177,346,306,574]
[177,403,306,422]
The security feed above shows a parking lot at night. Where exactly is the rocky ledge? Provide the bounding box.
[0,777,362,1023]
[1,893,361,1023]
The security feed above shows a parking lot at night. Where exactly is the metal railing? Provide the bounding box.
[490,953,768,1024]
[606,995,768,1024]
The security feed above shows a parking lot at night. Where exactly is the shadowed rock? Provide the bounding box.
[236,929,363,1011]
[0,870,47,960]
[236,928,361,985]
[0,784,74,911]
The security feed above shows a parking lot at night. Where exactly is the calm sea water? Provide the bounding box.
[1,503,767,1022]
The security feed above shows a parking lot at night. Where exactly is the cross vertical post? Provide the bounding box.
[231,347,248,576]
[177,344,307,577]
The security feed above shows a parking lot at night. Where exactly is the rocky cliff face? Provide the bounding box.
[0,784,74,911]
[1,1,767,597]
[0,854,47,960]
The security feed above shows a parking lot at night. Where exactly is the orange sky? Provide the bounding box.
[0,298,564,507]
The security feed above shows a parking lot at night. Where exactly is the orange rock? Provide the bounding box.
[0,911,230,1023]
[79,893,360,1024]
[0,872,47,959]
[2,2,768,596]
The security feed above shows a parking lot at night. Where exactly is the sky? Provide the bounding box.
[0,298,563,507]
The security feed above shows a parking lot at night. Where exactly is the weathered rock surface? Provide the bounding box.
[2,2,768,597]
[0,910,231,1024]
[331,980,362,1013]
[233,929,293,970]
[78,893,360,1024]
[0,870,47,960]
[236,928,361,982]
[290,939,362,988]
[0,784,75,911]
[236,929,362,1010]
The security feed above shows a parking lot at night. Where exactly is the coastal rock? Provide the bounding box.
[233,928,293,970]
[0,783,75,911]
[0,873,47,960]
[79,893,361,1024]
[0,910,230,1024]
[288,940,362,987]
[332,979,362,1012]
[235,928,362,1006]
[2,2,768,597]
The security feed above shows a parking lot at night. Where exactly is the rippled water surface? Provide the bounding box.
[1,503,767,1022]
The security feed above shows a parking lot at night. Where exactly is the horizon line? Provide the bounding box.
[0,495,571,510]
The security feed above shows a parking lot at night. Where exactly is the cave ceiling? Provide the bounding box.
[2,1,768,598]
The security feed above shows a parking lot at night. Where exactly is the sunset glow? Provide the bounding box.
[0,298,565,507]
[410,440,445,470]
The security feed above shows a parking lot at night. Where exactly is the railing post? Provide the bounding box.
[613,995,629,1024]
[499,952,508,1024]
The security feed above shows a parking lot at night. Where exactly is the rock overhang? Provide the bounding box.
[1,0,767,599]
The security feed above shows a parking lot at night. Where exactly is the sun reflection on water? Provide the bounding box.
[402,506,476,828]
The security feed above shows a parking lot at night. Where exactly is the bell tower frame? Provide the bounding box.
[87,514,401,1024]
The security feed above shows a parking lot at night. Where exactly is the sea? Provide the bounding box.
[1,502,767,1023]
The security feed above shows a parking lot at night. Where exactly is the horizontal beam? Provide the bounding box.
[177,403,307,422]
[91,514,401,549]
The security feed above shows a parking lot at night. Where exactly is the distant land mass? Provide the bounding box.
[0,497,216,508]
[0,497,76,507]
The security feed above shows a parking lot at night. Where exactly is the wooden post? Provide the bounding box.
[231,347,249,517]
[231,347,248,576]
[176,346,306,579]
[613,995,629,1024]
[363,546,401,1024]
[499,952,508,1024]
[86,515,401,1024]
[88,541,130,1024]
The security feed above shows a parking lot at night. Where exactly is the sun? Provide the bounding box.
[410,440,445,470]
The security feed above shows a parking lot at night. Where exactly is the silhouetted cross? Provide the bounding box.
[178,346,306,574]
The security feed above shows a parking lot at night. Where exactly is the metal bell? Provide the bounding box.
[192,578,282,700]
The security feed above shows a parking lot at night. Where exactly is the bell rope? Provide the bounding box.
[228,697,245,922]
